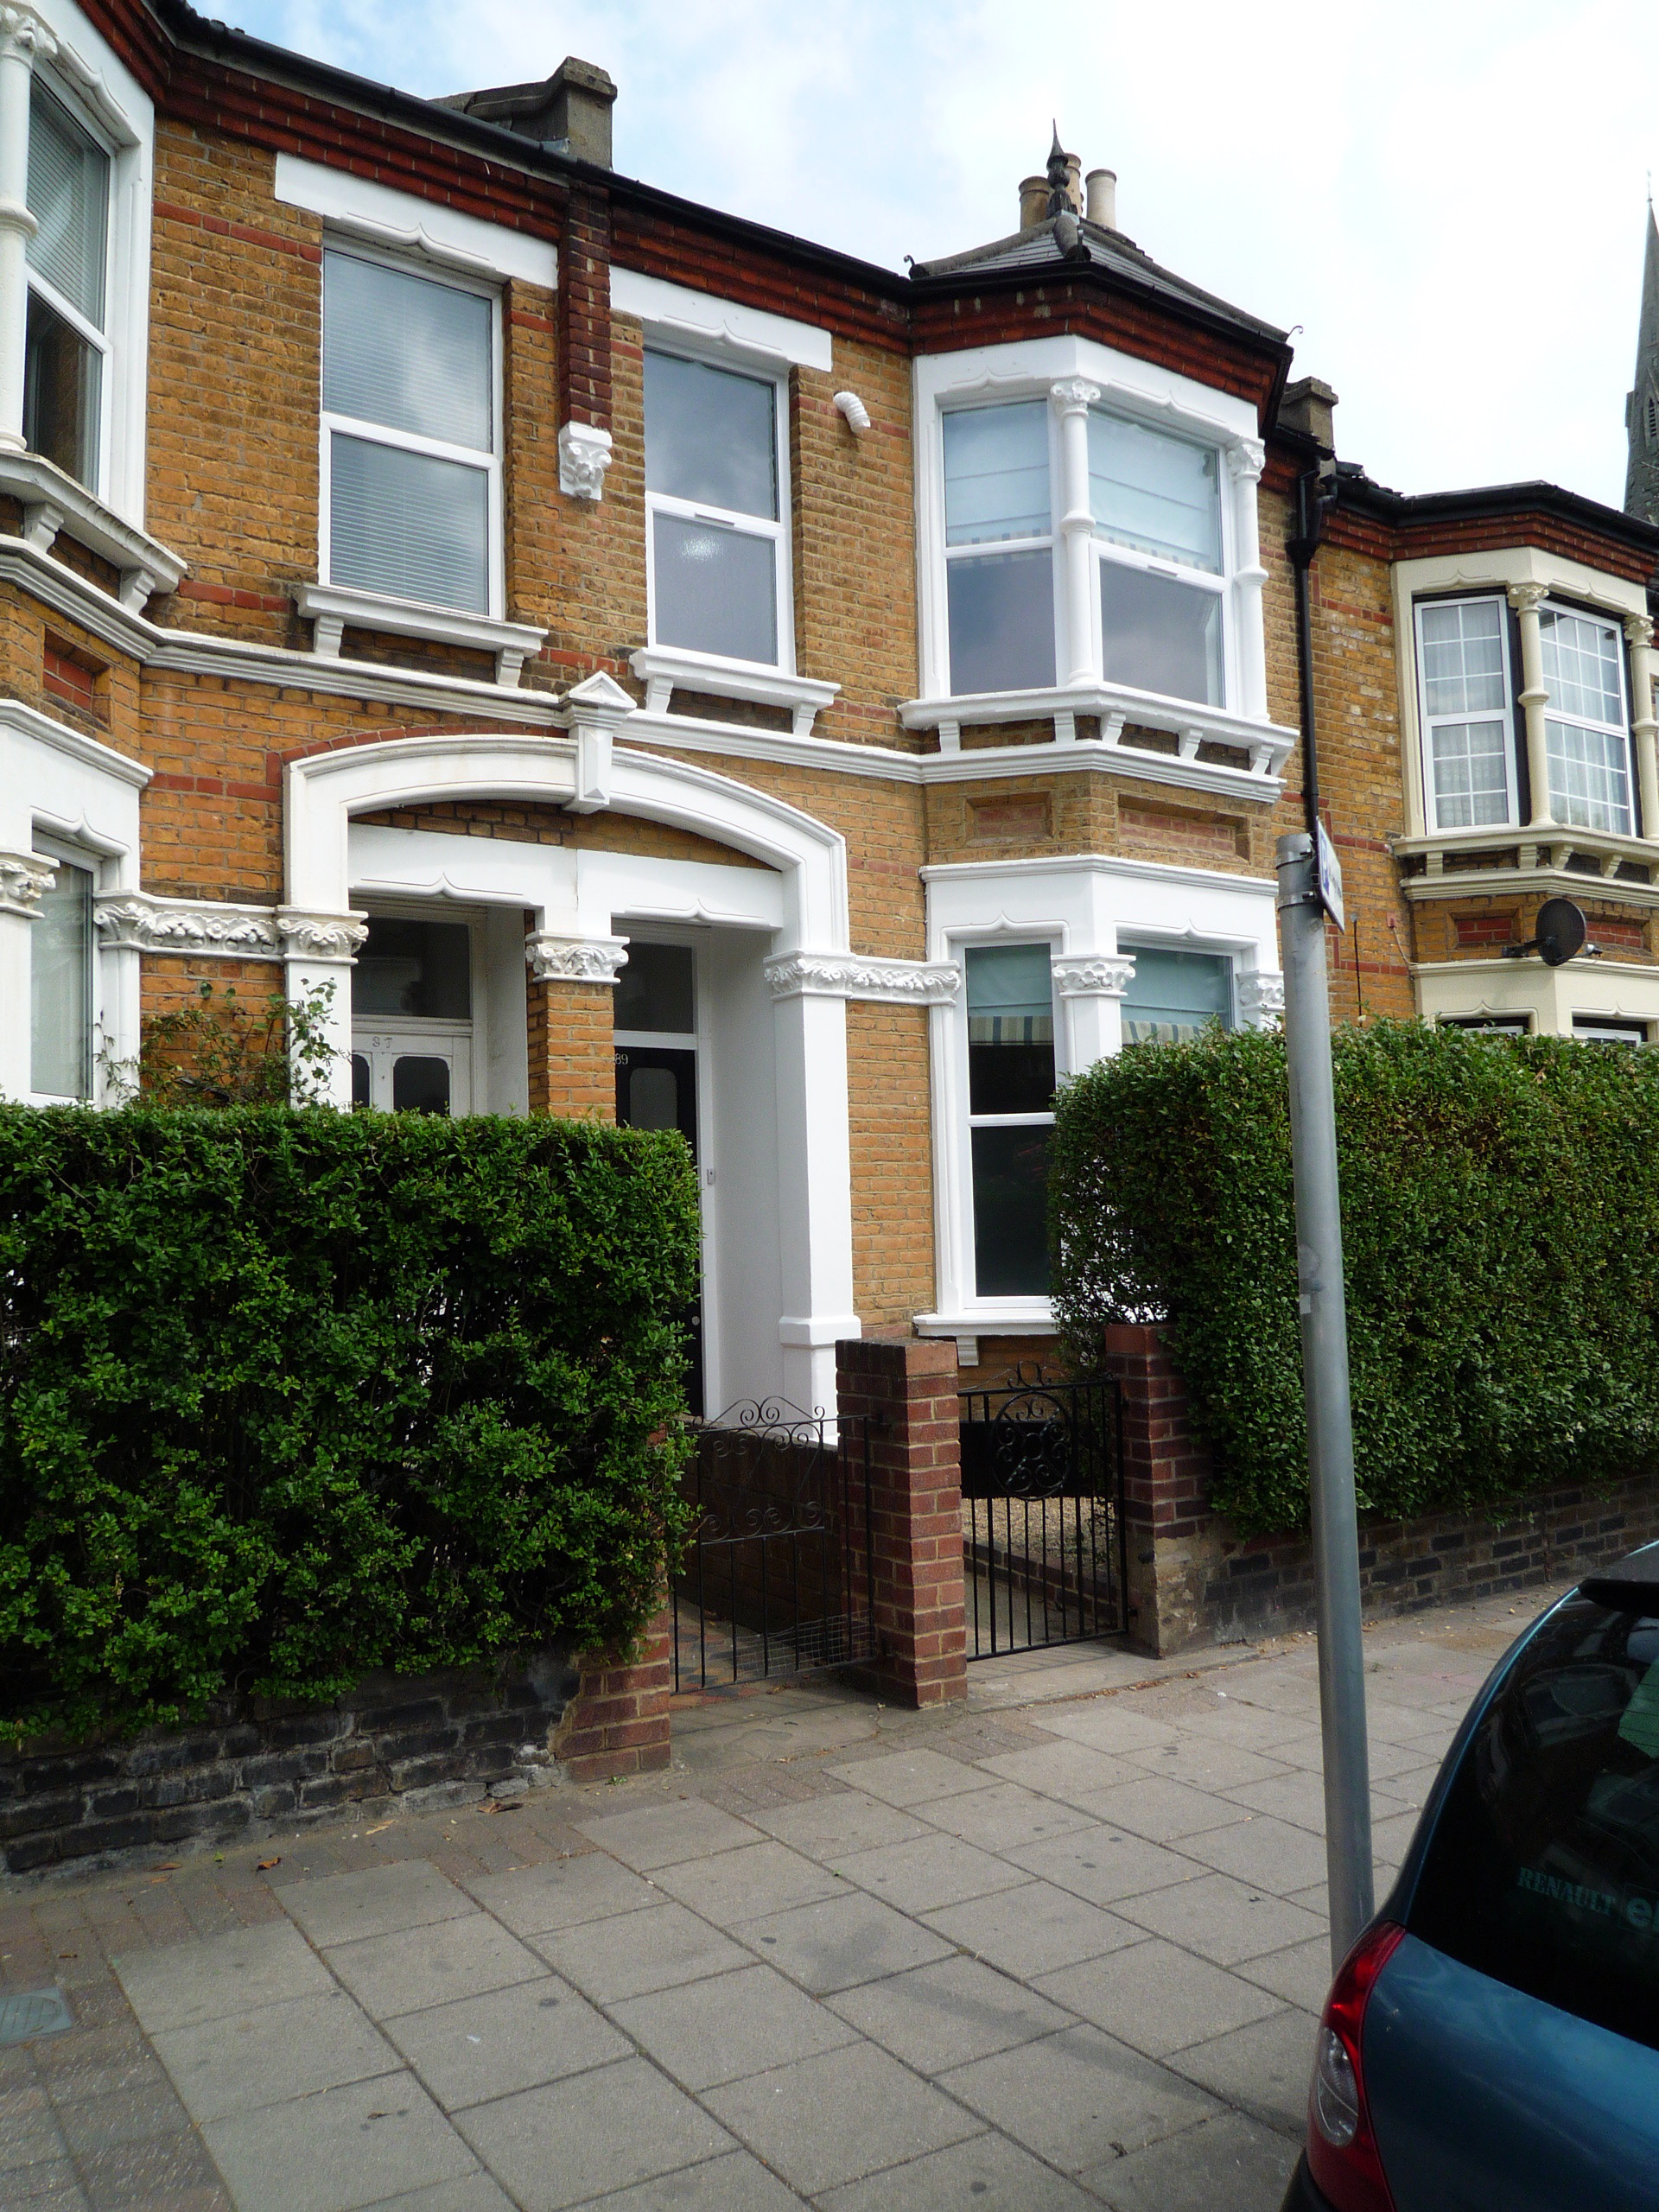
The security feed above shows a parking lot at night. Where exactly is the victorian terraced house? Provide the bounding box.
[5,0,1659,1415]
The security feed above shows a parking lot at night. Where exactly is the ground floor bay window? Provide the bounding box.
[965,944,1057,1297]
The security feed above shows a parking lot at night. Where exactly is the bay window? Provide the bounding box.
[30,849,94,1101]
[1541,606,1632,834]
[1090,410,1224,705]
[321,250,499,615]
[1416,597,1516,830]
[965,944,1055,1296]
[23,81,110,493]
[944,402,1056,695]
[645,348,785,668]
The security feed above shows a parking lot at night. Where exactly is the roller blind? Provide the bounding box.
[323,251,492,453]
[1089,411,1220,573]
[27,86,108,328]
[328,435,489,612]
[944,403,1051,545]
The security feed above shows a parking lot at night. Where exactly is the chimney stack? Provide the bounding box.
[1085,167,1116,231]
[1280,376,1339,453]
[439,55,618,168]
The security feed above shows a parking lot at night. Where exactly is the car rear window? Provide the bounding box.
[1408,1587,1659,2049]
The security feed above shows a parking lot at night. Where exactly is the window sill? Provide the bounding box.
[1395,823,1659,899]
[914,1305,1058,1336]
[899,681,1294,782]
[0,451,188,612]
[631,646,840,738]
[295,583,547,689]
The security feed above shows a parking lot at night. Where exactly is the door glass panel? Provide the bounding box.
[970,1125,1051,1295]
[31,858,92,1099]
[614,943,695,1033]
[628,1065,682,1129]
[351,1052,371,1107]
[354,918,471,1019]
[392,1056,450,1114]
[1122,948,1233,1045]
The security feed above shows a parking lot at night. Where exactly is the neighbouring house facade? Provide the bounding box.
[5,0,1659,1419]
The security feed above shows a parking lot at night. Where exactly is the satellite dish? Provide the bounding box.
[1535,899,1587,968]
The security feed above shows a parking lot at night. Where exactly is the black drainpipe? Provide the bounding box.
[1287,467,1332,842]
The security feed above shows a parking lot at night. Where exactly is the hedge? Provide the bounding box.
[0,1107,700,1740]
[1051,1019,1659,1536]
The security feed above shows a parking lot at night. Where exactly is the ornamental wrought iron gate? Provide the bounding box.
[959,1371,1126,1659]
[671,1401,875,1691]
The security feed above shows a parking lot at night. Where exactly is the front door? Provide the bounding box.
[352,1027,473,1113]
[352,914,474,1114]
[615,1042,704,1414]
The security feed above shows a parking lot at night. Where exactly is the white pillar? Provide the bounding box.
[0,7,51,454]
[767,981,860,1417]
[0,849,52,1097]
[1625,613,1659,841]
[1508,582,1554,829]
[1050,378,1101,688]
[1051,952,1134,1072]
[278,910,366,1107]
[1229,438,1268,721]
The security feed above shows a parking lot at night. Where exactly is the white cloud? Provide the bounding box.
[226,0,1657,505]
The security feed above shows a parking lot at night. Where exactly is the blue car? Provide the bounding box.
[1282,1541,1659,2211]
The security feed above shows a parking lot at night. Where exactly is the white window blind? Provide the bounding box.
[943,403,1055,694]
[1090,409,1224,707]
[1418,598,1515,830]
[1088,412,1220,572]
[645,349,785,667]
[321,251,497,615]
[26,86,107,328]
[1541,606,1631,835]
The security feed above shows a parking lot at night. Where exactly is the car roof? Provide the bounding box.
[1579,1540,1659,1608]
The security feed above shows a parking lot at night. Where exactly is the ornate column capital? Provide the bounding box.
[1049,377,1102,415]
[525,931,629,985]
[1624,611,1654,652]
[1506,581,1549,617]
[94,894,283,958]
[0,848,54,918]
[558,422,613,501]
[1237,969,1286,1027]
[1225,435,1266,484]
[1050,953,1135,1000]
[0,5,57,65]
[277,909,369,964]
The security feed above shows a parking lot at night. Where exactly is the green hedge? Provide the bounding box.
[0,1108,700,1739]
[1051,1020,1659,1536]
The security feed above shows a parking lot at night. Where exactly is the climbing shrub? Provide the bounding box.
[1051,1019,1659,1535]
[0,1107,699,1739]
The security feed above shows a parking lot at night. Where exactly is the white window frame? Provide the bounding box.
[28,830,98,1105]
[642,339,795,677]
[1539,597,1635,836]
[958,931,1064,1306]
[317,241,505,620]
[938,397,1061,692]
[24,68,115,501]
[1089,411,1230,705]
[1413,593,1521,834]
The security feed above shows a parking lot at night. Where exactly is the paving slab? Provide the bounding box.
[823,1748,990,1807]
[532,1902,750,2005]
[1005,1827,1201,1907]
[1111,1870,1327,1968]
[913,1777,1093,1853]
[1035,1937,1284,2058]
[1024,1705,1183,1756]
[607,1961,860,2090]
[922,1880,1143,1979]
[113,1923,334,2036]
[1080,2107,1298,2210]
[383,1974,628,2109]
[1071,1777,1252,1843]
[1172,2005,1319,2133]
[1237,1936,1338,2013]
[747,1791,933,1860]
[466,1854,662,1937]
[940,2023,1218,2171]
[646,1840,848,1927]
[1180,1815,1332,1895]
[201,2071,475,2212]
[354,2179,516,2212]
[702,2040,981,2195]
[454,2056,733,2212]
[565,2147,805,2209]
[734,1891,955,1994]
[975,1741,1141,1802]
[152,1989,398,2122]
[278,1863,474,1950]
[326,1912,544,2022]
[827,1832,1026,1915]
[574,1801,762,1872]
[826,1953,1071,2072]
[1116,1737,1291,1792]
[815,2127,1096,2211]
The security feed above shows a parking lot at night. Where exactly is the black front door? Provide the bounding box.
[615,1046,704,1415]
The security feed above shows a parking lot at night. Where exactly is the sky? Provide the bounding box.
[225,0,1659,510]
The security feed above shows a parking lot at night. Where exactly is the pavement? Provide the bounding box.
[0,1581,1566,2212]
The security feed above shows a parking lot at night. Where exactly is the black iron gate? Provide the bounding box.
[671,1400,874,1691]
[959,1370,1125,1659]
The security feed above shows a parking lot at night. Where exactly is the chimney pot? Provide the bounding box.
[1085,167,1116,231]
[1063,151,1083,213]
[1019,175,1048,229]
[1281,375,1339,454]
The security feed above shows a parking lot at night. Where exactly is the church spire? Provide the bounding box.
[1624,202,1659,522]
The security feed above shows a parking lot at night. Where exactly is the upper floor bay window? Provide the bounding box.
[23,81,110,494]
[1090,411,1224,705]
[1418,597,1516,830]
[1541,606,1632,834]
[645,348,785,668]
[944,402,1056,695]
[321,250,499,615]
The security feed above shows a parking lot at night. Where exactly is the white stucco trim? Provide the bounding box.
[275,152,557,289]
[1414,956,1659,1037]
[611,265,832,372]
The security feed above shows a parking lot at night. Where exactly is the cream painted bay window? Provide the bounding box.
[23,81,110,493]
[943,402,1056,695]
[1541,604,1634,834]
[1416,596,1516,830]
[645,348,785,668]
[1090,410,1224,706]
[321,249,499,615]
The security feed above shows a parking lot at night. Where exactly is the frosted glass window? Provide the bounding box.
[1088,412,1220,572]
[1417,597,1517,831]
[324,252,491,450]
[329,436,489,613]
[652,512,777,664]
[645,352,776,519]
[965,944,1054,1297]
[1541,606,1631,835]
[1122,947,1233,1046]
[27,86,107,328]
[31,858,93,1099]
[948,549,1055,695]
[944,403,1051,545]
[1100,563,1221,705]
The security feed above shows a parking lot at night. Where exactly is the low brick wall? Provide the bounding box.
[1103,1322,1659,1655]
[0,1627,670,1875]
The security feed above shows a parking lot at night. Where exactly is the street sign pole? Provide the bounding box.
[1276,827,1374,1966]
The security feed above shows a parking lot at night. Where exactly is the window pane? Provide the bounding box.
[1431,717,1510,829]
[1100,561,1221,705]
[27,85,107,327]
[323,252,492,452]
[971,1125,1051,1295]
[1406,1592,1659,2050]
[1541,609,1623,728]
[1421,600,1507,716]
[31,859,92,1099]
[1573,1018,1648,1046]
[614,943,696,1033]
[947,550,1055,695]
[1088,411,1220,572]
[967,944,1054,1114]
[391,1056,451,1113]
[330,434,489,613]
[351,1052,371,1107]
[354,918,471,1018]
[944,402,1050,545]
[1546,717,1631,834]
[1122,947,1232,1045]
[645,350,777,519]
[652,511,778,664]
[23,288,100,490]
